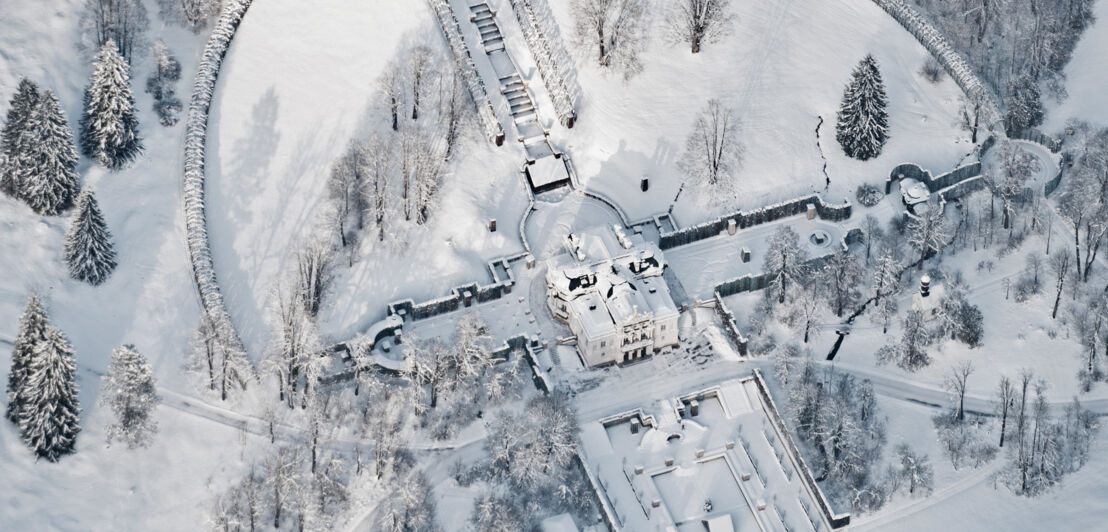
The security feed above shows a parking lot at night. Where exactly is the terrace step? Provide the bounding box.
[507,92,531,105]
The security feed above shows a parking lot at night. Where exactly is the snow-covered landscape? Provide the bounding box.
[2,0,1108,530]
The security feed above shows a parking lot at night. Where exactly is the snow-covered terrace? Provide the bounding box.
[580,374,846,531]
[667,218,847,301]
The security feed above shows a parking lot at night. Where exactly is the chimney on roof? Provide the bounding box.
[920,275,931,298]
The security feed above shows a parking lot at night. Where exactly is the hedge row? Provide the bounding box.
[428,0,505,145]
[872,0,1003,134]
[507,0,577,127]
[183,0,254,356]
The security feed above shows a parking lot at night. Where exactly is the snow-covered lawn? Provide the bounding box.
[3,0,1107,529]
[667,216,846,300]
[0,2,261,528]
[1044,0,1108,132]
[546,0,973,223]
[831,220,1108,402]
[207,0,538,352]
[853,399,1108,532]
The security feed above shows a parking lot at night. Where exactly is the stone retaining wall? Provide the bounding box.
[659,194,852,250]
[885,161,982,195]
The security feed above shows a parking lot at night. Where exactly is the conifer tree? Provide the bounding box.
[80,40,143,170]
[101,344,160,449]
[20,91,81,215]
[836,55,889,161]
[0,79,41,197]
[64,189,118,285]
[19,325,81,462]
[6,294,49,423]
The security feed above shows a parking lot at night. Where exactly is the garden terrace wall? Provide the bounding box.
[428,0,505,146]
[1011,128,1063,153]
[938,175,987,203]
[713,291,750,356]
[1009,129,1066,195]
[183,0,253,357]
[871,0,1004,135]
[387,257,517,321]
[885,161,981,195]
[1044,164,1065,197]
[507,0,577,127]
[658,194,852,250]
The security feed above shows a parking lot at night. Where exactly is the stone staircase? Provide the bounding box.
[469,3,539,125]
[469,3,505,52]
[464,1,570,191]
[500,72,537,122]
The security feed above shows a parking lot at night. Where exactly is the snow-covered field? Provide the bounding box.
[0,1,259,528]
[3,0,1108,529]
[547,0,973,223]
[1044,0,1108,132]
[207,0,536,353]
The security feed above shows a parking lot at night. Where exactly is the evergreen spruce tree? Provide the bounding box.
[101,344,160,449]
[80,40,143,170]
[0,78,42,197]
[64,189,118,285]
[5,294,49,423]
[19,325,81,462]
[836,55,889,161]
[1004,75,1044,135]
[20,91,81,215]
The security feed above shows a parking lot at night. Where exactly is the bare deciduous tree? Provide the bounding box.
[818,250,863,317]
[907,202,951,268]
[295,238,333,318]
[83,0,149,63]
[408,46,436,121]
[670,0,733,53]
[944,361,975,421]
[996,375,1015,448]
[379,60,405,132]
[265,446,304,529]
[266,282,323,409]
[571,0,649,77]
[1048,250,1071,319]
[871,251,901,334]
[188,314,252,401]
[679,99,743,193]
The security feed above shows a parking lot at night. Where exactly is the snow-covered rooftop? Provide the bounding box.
[579,376,838,531]
[526,154,571,190]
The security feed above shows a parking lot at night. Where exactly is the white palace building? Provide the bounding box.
[545,225,680,367]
